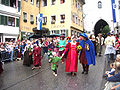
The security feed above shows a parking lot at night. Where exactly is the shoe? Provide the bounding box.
[82,71,85,74]
[85,71,88,74]
[55,74,57,76]
[32,67,35,70]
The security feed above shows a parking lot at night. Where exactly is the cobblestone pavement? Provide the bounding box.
[0,54,106,90]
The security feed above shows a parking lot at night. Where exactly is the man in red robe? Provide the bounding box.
[32,44,41,70]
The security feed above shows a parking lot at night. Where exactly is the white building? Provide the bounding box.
[0,0,21,42]
[83,0,120,36]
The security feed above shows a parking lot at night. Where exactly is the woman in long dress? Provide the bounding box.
[23,42,32,66]
[63,36,79,76]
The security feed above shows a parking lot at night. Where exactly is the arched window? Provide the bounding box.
[98,1,102,9]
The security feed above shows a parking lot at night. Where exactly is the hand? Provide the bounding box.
[36,54,37,56]
[111,87,115,90]
[62,53,64,58]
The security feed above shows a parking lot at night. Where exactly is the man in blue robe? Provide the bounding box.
[79,33,95,74]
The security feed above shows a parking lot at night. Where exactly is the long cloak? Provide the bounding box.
[33,46,41,66]
[79,40,95,65]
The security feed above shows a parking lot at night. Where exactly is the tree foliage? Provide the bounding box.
[101,25,110,35]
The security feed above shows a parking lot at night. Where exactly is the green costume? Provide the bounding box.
[49,57,62,70]
[47,51,53,59]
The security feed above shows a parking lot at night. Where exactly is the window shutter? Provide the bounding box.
[16,18,19,27]
[6,0,9,6]
[4,16,7,25]
[1,15,4,25]
[0,15,1,25]
[18,1,21,12]
[65,30,68,37]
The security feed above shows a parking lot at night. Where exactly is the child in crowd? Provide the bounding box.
[49,52,62,76]
[105,63,115,75]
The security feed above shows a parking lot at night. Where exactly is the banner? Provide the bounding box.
[111,0,116,23]
[37,13,43,30]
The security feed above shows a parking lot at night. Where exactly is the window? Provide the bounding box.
[75,0,77,8]
[8,17,15,27]
[98,1,102,9]
[60,30,65,34]
[43,0,47,6]
[78,19,80,26]
[76,17,77,24]
[31,0,34,4]
[18,1,21,12]
[43,17,47,25]
[73,15,75,23]
[30,15,34,24]
[52,30,56,34]
[16,18,19,27]
[36,16,37,25]
[1,0,9,6]
[60,0,65,4]
[10,0,16,8]
[24,0,28,2]
[36,0,40,7]
[60,14,65,23]
[78,3,80,10]
[51,16,56,24]
[23,12,27,22]
[51,0,56,5]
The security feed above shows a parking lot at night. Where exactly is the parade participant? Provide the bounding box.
[96,33,104,56]
[23,41,32,66]
[67,37,71,43]
[49,52,62,76]
[58,35,66,64]
[79,33,95,74]
[62,36,79,76]
[32,44,41,70]
[104,33,116,63]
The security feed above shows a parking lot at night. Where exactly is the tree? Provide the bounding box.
[101,25,110,35]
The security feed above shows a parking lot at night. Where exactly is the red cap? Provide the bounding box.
[48,48,51,51]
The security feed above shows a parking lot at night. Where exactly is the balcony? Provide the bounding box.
[0,25,19,35]
[0,4,20,16]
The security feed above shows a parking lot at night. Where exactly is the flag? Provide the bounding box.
[37,14,43,30]
[111,0,116,23]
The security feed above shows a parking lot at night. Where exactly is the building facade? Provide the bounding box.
[20,0,40,40]
[40,0,85,37]
[83,0,120,35]
[0,0,21,42]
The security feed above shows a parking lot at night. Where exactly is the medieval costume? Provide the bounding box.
[63,36,79,76]
[32,44,41,70]
[23,43,32,66]
[79,33,95,74]
[58,36,66,63]
[49,52,62,76]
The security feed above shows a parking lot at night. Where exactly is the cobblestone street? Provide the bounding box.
[0,54,106,90]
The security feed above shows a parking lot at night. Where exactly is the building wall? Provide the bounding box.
[83,0,119,34]
[0,0,21,42]
[40,0,71,36]
[20,0,39,33]
[40,0,84,36]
